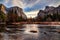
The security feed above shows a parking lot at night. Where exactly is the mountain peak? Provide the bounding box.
[0,4,6,14]
[0,4,5,8]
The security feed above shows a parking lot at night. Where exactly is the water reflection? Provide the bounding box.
[0,24,60,40]
[23,24,39,34]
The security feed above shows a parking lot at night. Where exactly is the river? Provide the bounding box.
[0,24,60,40]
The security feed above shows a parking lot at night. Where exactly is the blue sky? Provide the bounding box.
[0,0,60,18]
[0,0,60,12]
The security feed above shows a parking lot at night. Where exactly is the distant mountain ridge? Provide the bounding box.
[36,5,60,22]
[8,6,27,19]
[0,4,27,22]
[0,4,60,22]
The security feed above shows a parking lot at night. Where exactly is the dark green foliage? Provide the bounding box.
[17,16,26,22]
[0,24,6,32]
[17,17,22,22]
[0,11,6,22]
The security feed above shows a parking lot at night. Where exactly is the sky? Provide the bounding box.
[0,0,60,18]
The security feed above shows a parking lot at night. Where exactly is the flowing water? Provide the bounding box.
[0,24,60,40]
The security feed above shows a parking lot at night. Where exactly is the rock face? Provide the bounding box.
[0,4,27,22]
[36,5,60,22]
[0,4,7,22]
[7,6,27,22]
[8,6,27,19]
[0,4,7,14]
[44,6,55,12]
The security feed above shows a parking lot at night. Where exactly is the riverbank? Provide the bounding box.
[12,22,60,25]
[0,22,60,25]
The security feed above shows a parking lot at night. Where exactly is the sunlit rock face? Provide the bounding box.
[7,6,27,22]
[0,4,7,22]
[36,5,60,21]
[8,6,27,20]
[0,4,27,22]
[0,4,27,20]
[0,4,7,14]
[37,6,55,18]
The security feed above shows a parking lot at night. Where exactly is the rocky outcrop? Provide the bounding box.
[8,6,27,19]
[44,6,55,12]
[0,4,7,14]
[0,4,7,22]
[36,5,60,22]
[7,6,27,22]
[0,4,27,22]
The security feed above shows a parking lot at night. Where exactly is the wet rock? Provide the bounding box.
[44,32,47,34]
[30,30,38,33]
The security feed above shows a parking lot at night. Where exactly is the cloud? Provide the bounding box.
[4,0,40,8]
[24,0,60,12]
[20,0,40,7]
[4,0,24,8]
[0,0,60,12]
[0,0,60,18]
[24,11,39,18]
